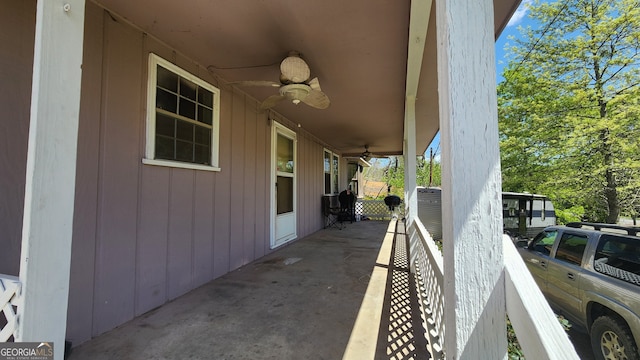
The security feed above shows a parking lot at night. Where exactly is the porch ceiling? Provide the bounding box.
[95,0,520,156]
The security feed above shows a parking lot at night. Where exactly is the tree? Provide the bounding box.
[498,0,640,223]
[370,155,442,198]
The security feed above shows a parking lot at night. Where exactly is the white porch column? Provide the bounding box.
[436,0,506,359]
[404,0,431,227]
[404,99,418,226]
[18,1,86,359]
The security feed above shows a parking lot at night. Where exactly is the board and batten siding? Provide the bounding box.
[0,0,36,277]
[0,0,327,346]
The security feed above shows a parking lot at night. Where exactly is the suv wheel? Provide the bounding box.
[590,316,639,360]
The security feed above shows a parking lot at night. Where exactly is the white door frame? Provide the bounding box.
[270,121,297,248]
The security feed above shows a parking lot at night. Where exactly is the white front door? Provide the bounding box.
[271,122,297,248]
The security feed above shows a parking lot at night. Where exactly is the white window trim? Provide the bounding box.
[144,53,221,171]
[323,148,340,195]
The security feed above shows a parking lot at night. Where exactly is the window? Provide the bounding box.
[347,163,359,196]
[144,54,220,171]
[595,235,640,277]
[555,233,588,265]
[530,230,558,255]
[324,149,339,194]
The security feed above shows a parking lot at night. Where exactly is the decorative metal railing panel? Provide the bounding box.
[0,274,21,342]
[355,199,405,220]
[408,219,445,358]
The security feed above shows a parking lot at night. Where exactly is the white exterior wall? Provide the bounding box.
[436,0,506,358]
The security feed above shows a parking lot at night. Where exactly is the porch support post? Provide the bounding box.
[18,1,86,358]
[404,0,432,227]
[404,99,417,226]
[436,0,506,358]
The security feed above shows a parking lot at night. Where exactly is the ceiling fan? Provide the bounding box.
[361,145,389,161]
[231,51,330,110]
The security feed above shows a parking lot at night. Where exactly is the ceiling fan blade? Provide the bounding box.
[307,77,321,91]
[229,80,280,87]
[301,89,330,109]
[260,94,286,110]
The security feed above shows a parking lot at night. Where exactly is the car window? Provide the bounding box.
[594,235,640,284]
[530,230,557,255]
[554,233,588,266]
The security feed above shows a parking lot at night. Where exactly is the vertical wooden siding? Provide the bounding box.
[62,2,327,345]
[0,0,35,276]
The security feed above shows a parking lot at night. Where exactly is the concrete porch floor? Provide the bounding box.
[67,220,429,360]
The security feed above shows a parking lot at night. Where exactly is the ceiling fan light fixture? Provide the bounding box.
[280,54,311,83]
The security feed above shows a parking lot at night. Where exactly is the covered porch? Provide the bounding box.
[0,0,583,359]
[66,220,431,359]
[61,217,593,359]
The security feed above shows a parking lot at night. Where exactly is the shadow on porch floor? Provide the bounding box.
[67,220,431,360]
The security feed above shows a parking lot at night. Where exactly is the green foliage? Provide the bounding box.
[555,205,585,224]
[498,0,640,223]
[378,155,442,197]
[384,157,405,197]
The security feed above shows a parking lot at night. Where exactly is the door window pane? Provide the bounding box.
[277,176,294,214]
[531,230,557,255]
[555,233,588,265]
[277,134,294,173]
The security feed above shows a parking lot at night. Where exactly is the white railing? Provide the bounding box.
[503,235,579,359]
[407,218,579,359]
[0,274,21,342]
[408,219,445,357]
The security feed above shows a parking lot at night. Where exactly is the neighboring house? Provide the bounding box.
[0,0,534,359]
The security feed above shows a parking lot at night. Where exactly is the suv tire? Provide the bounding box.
[590,315,639,360]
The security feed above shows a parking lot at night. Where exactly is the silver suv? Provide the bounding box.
[517,222,640,360]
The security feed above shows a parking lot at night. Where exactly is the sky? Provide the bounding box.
[424,0,540,161]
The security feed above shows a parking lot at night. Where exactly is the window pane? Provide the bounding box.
[195,126,211,146]
[198,105,213,125]
[595,235,640,278]
[176,120,194,142]
[325,173,331,194]
[332,155,339,193]
[198,88,213,107]
[157,66,178,92]
[180,78,197,100]
[532,230,557,255]
[324,151,331,173]
[179,97,196,119]
[277,134,294,173]
[175,140,193,162]
[277,176,294,214]
[156,88,177,113]
[347,163,358,181]
[194,144,211,165]
[155,136,174,160]
[156,113,175,137]
[555,234,588,265]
